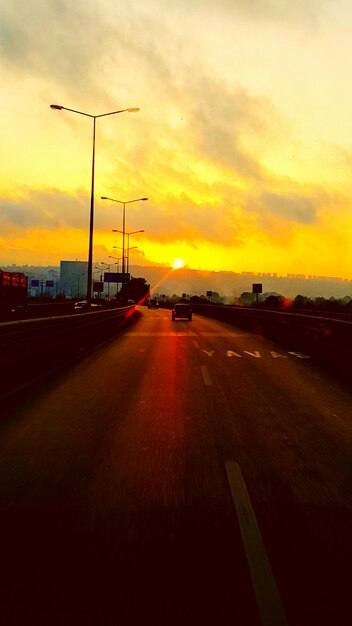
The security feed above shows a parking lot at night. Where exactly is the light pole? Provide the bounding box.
[101,196,148,283]
[93,269,103,302]
[73,272,86,298]
[94,266,104,297]
[108,255,123,297]
[50,104,140,307]
[113,245,137,281]
[99,262,112,299]
[108,255,122,272]
[113,229,144,277]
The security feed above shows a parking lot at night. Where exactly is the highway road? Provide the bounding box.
[1,307,351,625]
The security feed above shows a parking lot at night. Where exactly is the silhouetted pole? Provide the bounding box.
[50,104,140,306]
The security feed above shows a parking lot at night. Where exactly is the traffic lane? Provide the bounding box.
[85,327,260,626]
[1,307,348,625]
[0,313,260,625]
[1,319,165,625]
[191,326,352,625]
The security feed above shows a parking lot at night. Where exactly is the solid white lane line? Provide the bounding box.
[225,462,288,626]
[200,365,212,386]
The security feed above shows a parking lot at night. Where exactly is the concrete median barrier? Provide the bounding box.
[0,306,138,401]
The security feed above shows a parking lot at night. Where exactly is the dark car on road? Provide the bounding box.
[172,303,192,321]
[148,298,159,309]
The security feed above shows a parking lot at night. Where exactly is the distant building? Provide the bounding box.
[60,261,88,298]
[287,273,306,280]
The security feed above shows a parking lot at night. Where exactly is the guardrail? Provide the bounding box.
[189,303,352,379]
[0,305,137,401]
[0,300,124,322]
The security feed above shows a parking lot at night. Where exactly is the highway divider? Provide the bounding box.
[0,305,137,401]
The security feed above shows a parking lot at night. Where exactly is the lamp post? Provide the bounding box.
[50,104,140,307]
[73,272,86,298]
[99,262,112,299]
[101,196,148,283]
[108,255,123,298]
[113,229,144,277]
[94,266,104,299]
[108,255,122,272]
[93,269,103,302]
[113,245,137,281]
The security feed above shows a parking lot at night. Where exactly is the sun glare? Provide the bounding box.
[173,258,184,269]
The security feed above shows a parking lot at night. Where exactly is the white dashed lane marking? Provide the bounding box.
[225,462,288,626]
[200,365,212,386]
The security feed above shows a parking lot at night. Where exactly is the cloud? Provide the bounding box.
[0,1,132,105]
[1,0,350,277]
[0,189,88,231]
[175,0,332,24]
[259,191,317,224]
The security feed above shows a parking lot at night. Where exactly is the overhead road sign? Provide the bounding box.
[104,272,129,283]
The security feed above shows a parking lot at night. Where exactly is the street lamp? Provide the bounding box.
[113,228,144,277]
[73,271,86,298]
[99,262,112,299]
[50,104,140,307]
[108,255,123,297]
[113,245,137,280]
[94,265,104,298]
[93,269,104,302]
[101,196,148,283]
[108,255,123,272]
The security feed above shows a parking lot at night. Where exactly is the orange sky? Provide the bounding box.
[1,0,352,278]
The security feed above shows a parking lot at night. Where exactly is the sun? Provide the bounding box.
[172,258,184,269]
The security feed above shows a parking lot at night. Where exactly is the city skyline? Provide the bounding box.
[2,261,352,283]
[1,1,352,278]
[2,262,351,302]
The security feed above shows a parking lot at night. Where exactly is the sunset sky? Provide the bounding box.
[1,0,352,277]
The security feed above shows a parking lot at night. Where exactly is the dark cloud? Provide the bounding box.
[0,201,39,228]
[0,1,127,103]
[259,191,317,224]
[0,189,89,231]
[0,0,282,186]
[186,78,268,180]
[0,186,244,249]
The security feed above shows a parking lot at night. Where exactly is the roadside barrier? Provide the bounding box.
[190,304,352,379]
[0,306,137,400]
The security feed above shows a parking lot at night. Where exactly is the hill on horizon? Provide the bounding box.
[1,263,351,300]
[128,265,352,301]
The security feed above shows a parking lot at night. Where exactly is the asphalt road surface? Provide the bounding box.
[1,307,351,625]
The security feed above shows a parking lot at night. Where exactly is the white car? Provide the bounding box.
[74,300,89,311]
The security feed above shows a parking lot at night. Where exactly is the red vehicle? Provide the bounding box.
[0,270,28,319]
